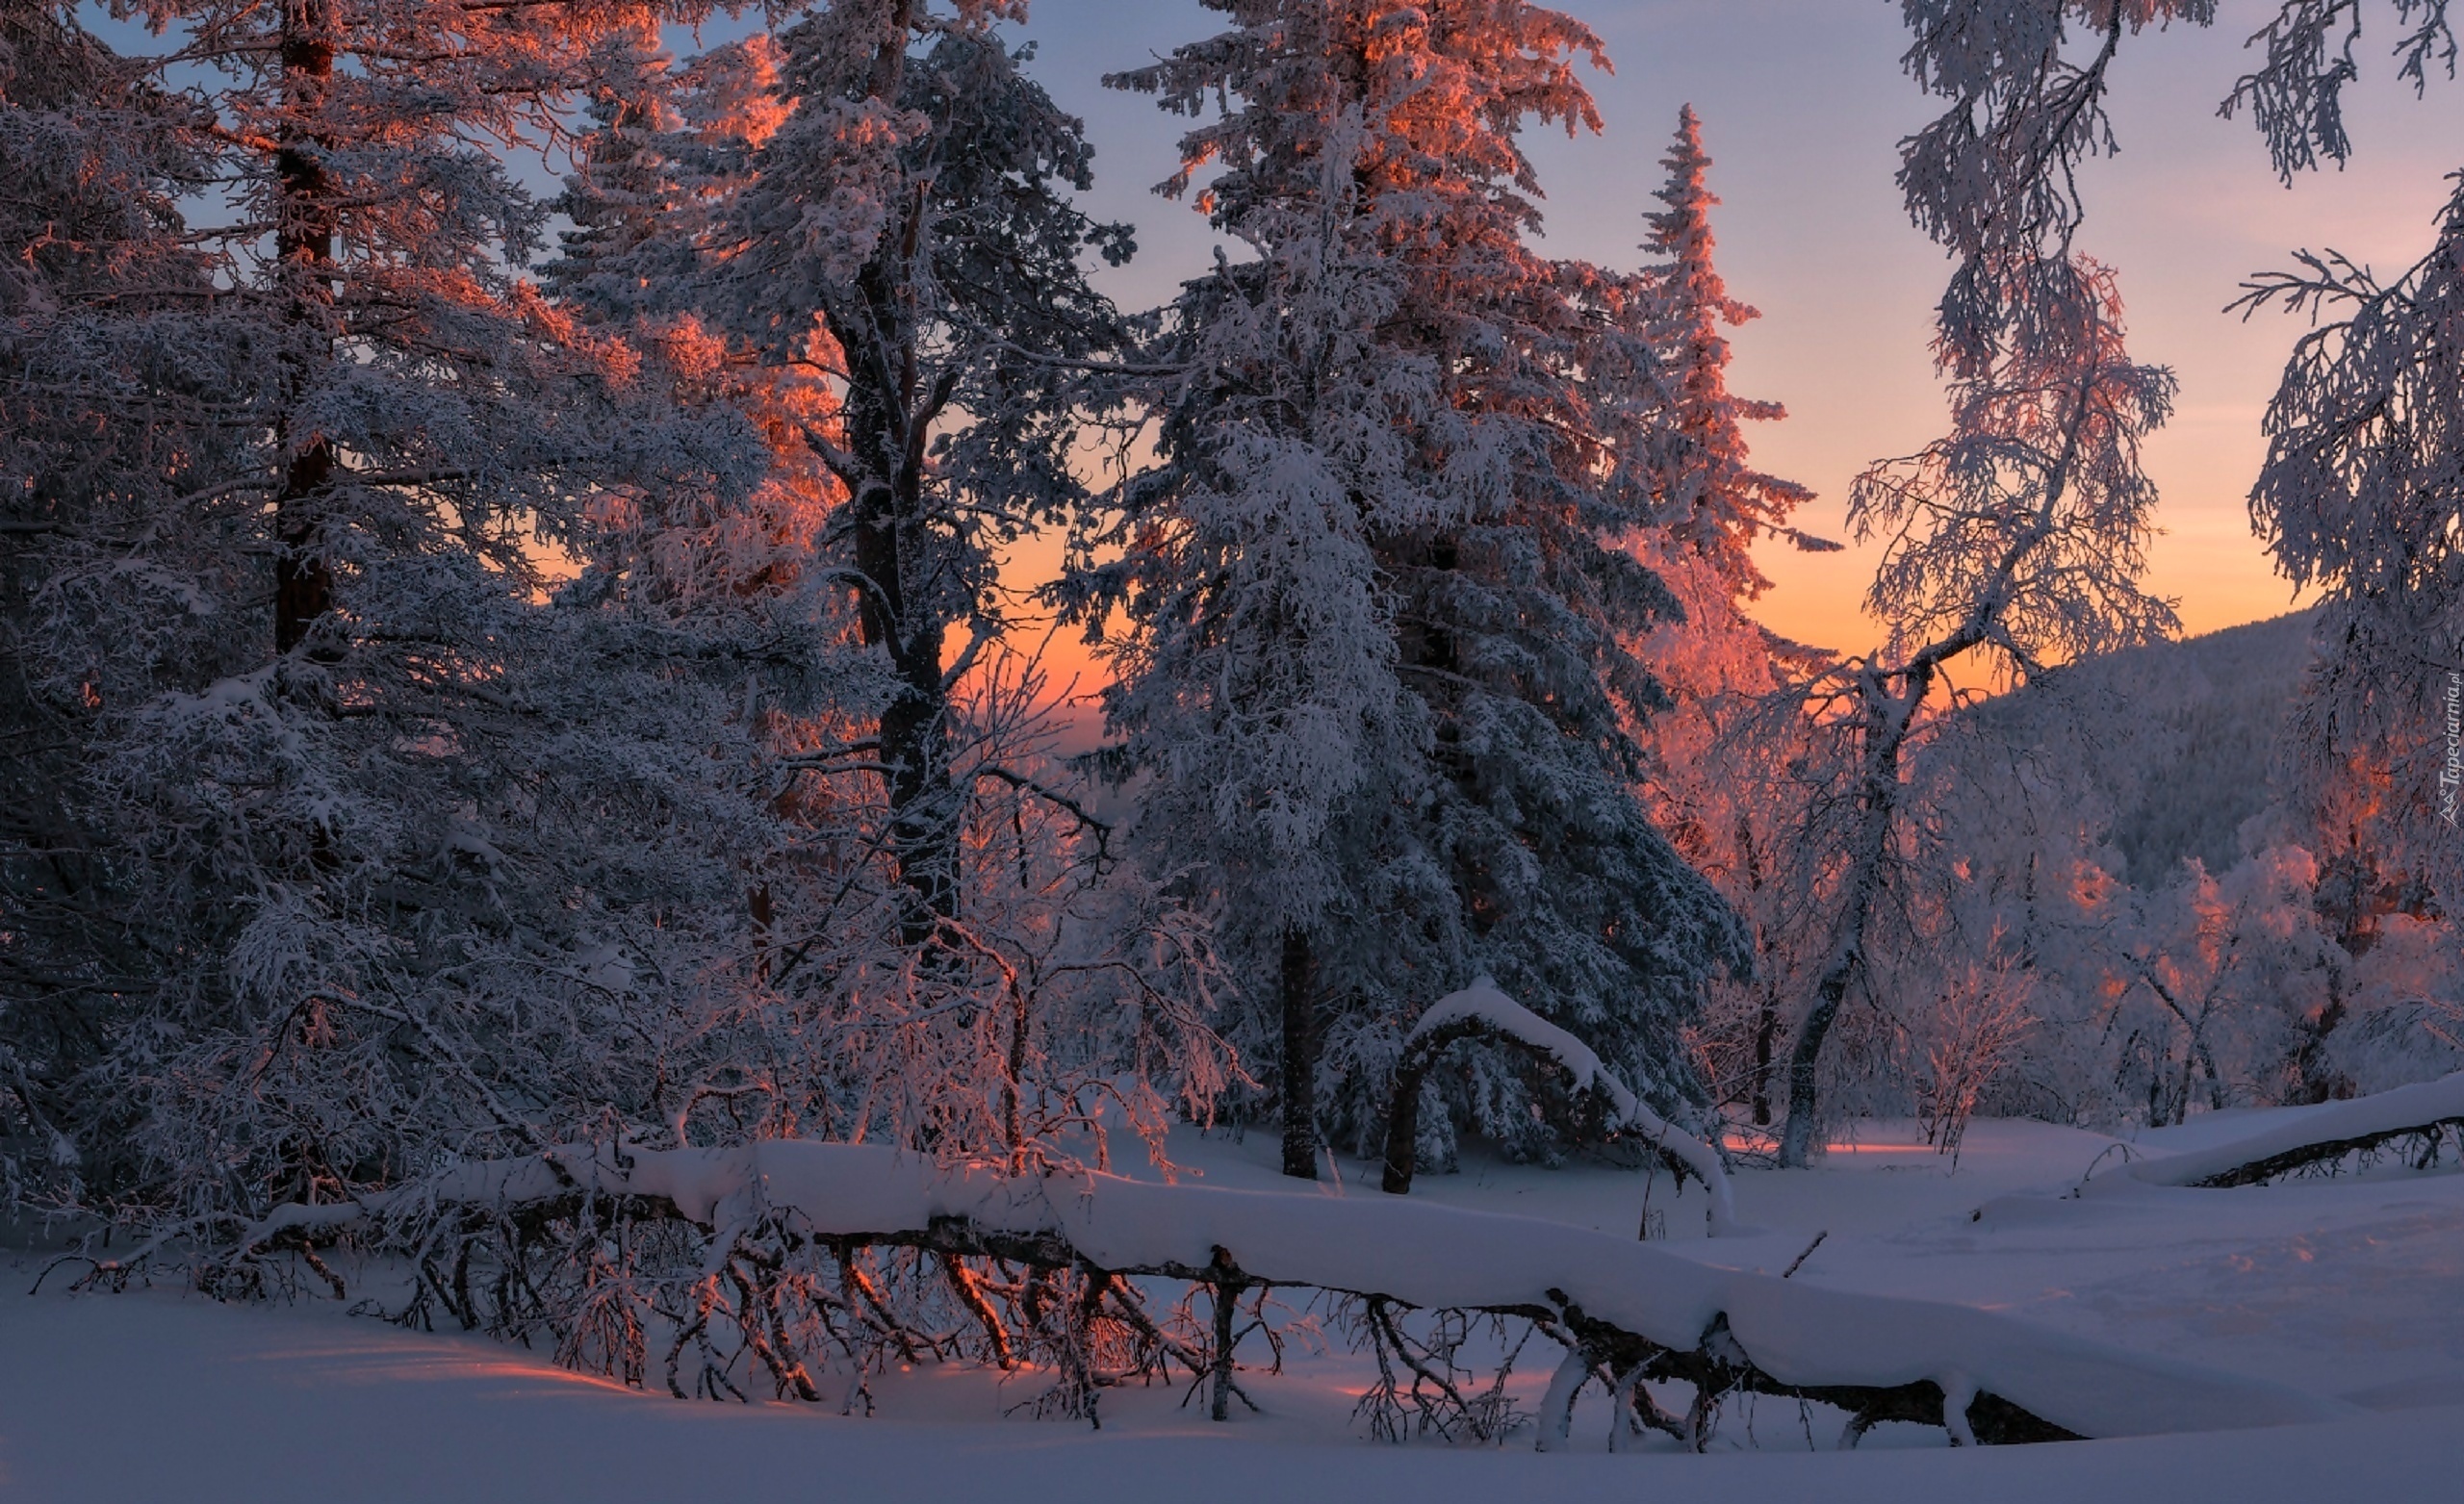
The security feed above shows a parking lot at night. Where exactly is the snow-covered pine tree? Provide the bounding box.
[534,8,1232,1173]
[547,21,779,327]
[541,23,878,1047]
[1624,106,1821,602]
[0,0,854,1245]
[545,26,846,676]
[0,2,239,1210]
[1070,89,1424,1180]
[1608,107,1829,1131]
[1097,0,1746,1179]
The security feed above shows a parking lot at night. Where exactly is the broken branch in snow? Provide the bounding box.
[1379,978,1741,1236]
[1782,1230,1829,1279]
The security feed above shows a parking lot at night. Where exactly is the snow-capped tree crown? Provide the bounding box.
[1626,105,1823,603]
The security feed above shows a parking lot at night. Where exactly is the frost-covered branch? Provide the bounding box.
[1377,979,1739,1236]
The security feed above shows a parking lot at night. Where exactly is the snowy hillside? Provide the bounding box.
[1956,610,2318,885]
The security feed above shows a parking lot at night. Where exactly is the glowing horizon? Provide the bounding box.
[1007,0,2462,674]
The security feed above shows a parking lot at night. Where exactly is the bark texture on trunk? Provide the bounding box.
[274,0,336,658]
[1779,666,1923,1168]
[1279,925,1321,1181]
[835,5,962,948]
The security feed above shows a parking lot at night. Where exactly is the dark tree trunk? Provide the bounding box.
[748,883,774,981]
[1781,949,1860,1165]
[1378,1047,1426,1195]
[1737,816,1775,1129]
[1751,999,1776,1129]
[1780,666,1923,1168]
[1279,925,1321,1181]
[1779,370,2094,1167]
[851,457,955,945]
[1207,1251,1245,1422]
[2292,853,2379,1104]
[2290,991,2352,1105]
[835,9,961,950]
[274,0,336,658]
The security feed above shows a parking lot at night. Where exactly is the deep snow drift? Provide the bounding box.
[7,1102,2463,1503]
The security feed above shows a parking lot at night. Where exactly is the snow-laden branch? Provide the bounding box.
[2125,1071,2464,1189]
[222,1139,2342,1443]
[1379,979,1741,1236]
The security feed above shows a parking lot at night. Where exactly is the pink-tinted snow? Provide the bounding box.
[10,1101,2463,1502]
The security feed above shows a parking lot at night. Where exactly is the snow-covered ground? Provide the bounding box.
[7,1110,2461,1503]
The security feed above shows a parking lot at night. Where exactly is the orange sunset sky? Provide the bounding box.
[977,0,2464,688]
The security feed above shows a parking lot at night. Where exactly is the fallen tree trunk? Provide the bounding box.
[2126,1071,2464,1189]
[102,1137,2352,1446]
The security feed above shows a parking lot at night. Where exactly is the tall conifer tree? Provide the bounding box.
[1097,0,1746,1177]
[1628,106,1819,603]
[1615,108,1826,1132]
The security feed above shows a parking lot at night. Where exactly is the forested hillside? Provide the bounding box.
[1957,610,2319,887]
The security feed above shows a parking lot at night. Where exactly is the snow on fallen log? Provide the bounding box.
[244,1138,2342,1442]
[2126,1070,2464,1189]
[1378,978,1742,1236]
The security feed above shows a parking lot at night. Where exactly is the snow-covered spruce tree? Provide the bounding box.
[542,23,856,774]
[1774,258,2179,1167]
[0,0,860,1253]
[1095,0,1746,1179]
[547,23,791,325]
[1620,106,1822,602]
[0,2,239,1211]
[1609,107,1831,1132]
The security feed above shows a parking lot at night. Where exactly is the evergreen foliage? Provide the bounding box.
[1090,0,1748,1176]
